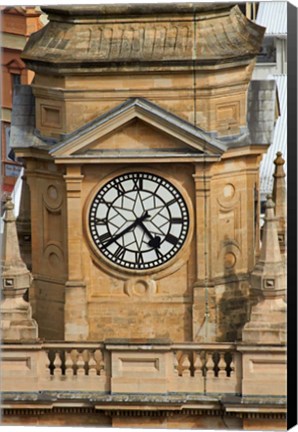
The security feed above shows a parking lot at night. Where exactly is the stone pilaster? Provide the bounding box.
[1,196,38,341]
[242,195,286,344]
[64,165,89,340]
[272,152,286,255]
[192,164,216,342]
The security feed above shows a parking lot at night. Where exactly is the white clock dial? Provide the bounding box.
[89,172,189,270]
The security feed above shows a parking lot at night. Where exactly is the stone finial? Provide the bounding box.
[273,151,286,177]
[16,176,32,270]
[272,151,286,254]
[259,195,282,267]
[242,195,286,344]
[1,196,38,341]
[2,195,28,275]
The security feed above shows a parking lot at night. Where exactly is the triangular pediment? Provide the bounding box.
[50,98,227,160]
[75,118,203,156]
[5,58,24,71]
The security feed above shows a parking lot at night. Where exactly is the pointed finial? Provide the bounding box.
[263,194,277,222]
[274,151,286,166]
[272,152,286,254]
[259,195,281,265]
[265,194,274,209]
[4,194,13,208]
[1,194,38,339]
[3,195,16,222]
[4,195,15,216]
[1,196,26,273]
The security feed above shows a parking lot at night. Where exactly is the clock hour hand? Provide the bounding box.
[138,220,161,249]
[104,211,150,247]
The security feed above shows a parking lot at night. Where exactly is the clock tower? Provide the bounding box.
[12,3,273,344]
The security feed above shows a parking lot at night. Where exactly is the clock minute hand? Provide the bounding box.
[104,211,150,247]
[138,220,161,249]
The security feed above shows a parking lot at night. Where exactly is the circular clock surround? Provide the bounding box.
[87,171,190,271]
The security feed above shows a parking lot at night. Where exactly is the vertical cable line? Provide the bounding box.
[193,11,209,340]
[192,8,209,354]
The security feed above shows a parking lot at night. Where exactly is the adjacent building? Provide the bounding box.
[1,7,43,194]
[253,1,287,202]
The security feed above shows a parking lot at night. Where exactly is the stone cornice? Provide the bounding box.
[41,3,234,19]
[1,392,286,420]
[49,98,226,159]
[21,4,265,74]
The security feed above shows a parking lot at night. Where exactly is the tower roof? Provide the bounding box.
[21,3,265,75]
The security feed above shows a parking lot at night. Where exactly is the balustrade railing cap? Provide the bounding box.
[104,338,172,345]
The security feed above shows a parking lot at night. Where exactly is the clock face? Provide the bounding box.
[88,172,189,270]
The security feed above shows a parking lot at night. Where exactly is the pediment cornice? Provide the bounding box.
[50,98,226,160]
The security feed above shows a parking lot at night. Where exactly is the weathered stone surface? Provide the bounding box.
[247,80,277,145]
[242,196,286,344]
[1,196,38,341]
[272,152,287,255]
[22,5,264,71]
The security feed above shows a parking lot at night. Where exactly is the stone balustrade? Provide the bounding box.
[171,343,241,395]
[1,341,285,399]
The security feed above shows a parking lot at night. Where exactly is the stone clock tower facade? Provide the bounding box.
[13,3,270,343]
[4,3,288,429]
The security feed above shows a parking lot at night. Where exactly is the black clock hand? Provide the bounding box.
[104,211,150,247]
[138,220,161,249]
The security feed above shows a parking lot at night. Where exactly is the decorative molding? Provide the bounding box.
[43,243,64,272]
[1,33,27,50]
[1,405,286,421]
[42,182,63,210]
[217,182,240,209]
[124,278,157,297]
[50,98,226,158]
[22,5,265,73]
[41,105,62,129]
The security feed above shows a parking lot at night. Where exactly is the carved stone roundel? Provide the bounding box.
[88,172,189,270]
[43,184,63,210]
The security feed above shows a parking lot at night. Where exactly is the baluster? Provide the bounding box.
[98,350,106,376]
[77,351,85,376]
[173,352,179,376]
[53,351,62,377]
[194,352,203,377]
[45,350,51,376]
[218,352,227,378]
[206,352,214,378]
[88,351,97,377]
[230,353,235,377]
[65,350,74,377]
[181,353,191,377]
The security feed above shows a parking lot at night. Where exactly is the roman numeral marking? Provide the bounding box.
[164,233,179,246]
[99,198,112,208]
[155,248,163,259]
[95,217,107,225]
[170,217,183,224]
[136,252,145,265]
[99,232,112,244]
[132,177,143,190]
[114,182,126,196]
[114,246,125,260]
[166,198,177,206]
